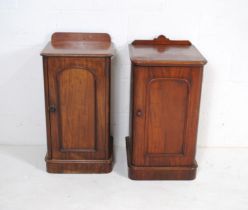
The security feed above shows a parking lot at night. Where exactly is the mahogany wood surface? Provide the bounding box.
[52,32,111,45]
[127,35,207,180]
[126,137,197,180]
[41,33,113,173]
[132,35,191,46]
[41,32,114,57]
[129,35,206,66]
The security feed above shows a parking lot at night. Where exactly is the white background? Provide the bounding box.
[0,1,248,210]
[0,0,248,148]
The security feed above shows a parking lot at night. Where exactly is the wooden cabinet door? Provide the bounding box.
[131,66,203,166]
[47,57,109,160]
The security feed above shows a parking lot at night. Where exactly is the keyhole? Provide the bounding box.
[49,105,56,112]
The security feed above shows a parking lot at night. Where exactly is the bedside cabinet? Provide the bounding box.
[126,35,207,180]
[41,32,114,173]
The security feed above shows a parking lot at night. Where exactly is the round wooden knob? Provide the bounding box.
[136,110,142,117]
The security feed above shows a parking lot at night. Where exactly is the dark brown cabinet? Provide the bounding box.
[126,35,207,180]
[41,33,114,173]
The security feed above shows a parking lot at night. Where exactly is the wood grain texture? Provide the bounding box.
[41,32,113,173]
[46,137,113,173]
[132,35,191,46]
[126,137,197,180]
[57,68,96,151]
[146,78,189,155]
[52,32,111,45]
[127,35,206,180]
[131,66,203,167]
[129,35,207,66]
[42,57,52,159]
[41,32,114,57]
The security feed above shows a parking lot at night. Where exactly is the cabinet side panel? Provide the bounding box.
[104,57,111,157]
[57,68,96,151]
[42,57,52,159]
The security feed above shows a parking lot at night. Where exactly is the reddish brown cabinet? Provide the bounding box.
[126,35,207,180]
[41,32,114,173]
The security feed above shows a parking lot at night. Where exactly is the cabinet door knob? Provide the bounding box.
[136,110,142,117]
[49,105,56,112]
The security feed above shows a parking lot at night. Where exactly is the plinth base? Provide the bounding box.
[45,137,113,174]
[126,137,197,180]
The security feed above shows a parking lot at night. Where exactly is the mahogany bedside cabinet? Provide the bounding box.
[126,35,207,180]
[41,32,114,173]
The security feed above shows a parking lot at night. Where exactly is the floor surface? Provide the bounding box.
[0,145,247,210]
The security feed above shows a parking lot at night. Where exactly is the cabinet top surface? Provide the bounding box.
[41,32,114,57]
[129,35,207,66]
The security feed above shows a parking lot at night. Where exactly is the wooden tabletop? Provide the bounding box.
[41,32,114,57]
[129,35,207,66]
